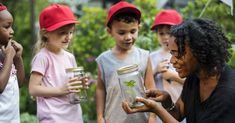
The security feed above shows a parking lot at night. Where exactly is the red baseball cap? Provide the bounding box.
[151,9,182,30]
[39,4,79,32]
[0,3,7,11]
[106,1,141,26]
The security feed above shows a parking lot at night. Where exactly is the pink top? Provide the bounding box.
[31,48,83,123]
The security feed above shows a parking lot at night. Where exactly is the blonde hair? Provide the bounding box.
[33,29,47,55]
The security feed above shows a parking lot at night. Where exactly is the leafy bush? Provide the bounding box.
[20,112,37,123]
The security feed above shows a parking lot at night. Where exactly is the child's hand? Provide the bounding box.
[156,59,169,73]
[11,40,23,58]
[1,40,16,59]
[162,68,175,80]
[67,77,83,93]
[82,73,90,90]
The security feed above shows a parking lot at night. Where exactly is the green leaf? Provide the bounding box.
[124,80,136,88]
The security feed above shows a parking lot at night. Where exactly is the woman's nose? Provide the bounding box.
[170,56,178,64]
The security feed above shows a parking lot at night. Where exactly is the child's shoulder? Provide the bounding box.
[150,48,161,56]
[97,49,112,59]
[33,48,47,57]
[63,50,74,56]
[134,46,149,55]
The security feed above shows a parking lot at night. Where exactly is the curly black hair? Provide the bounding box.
[170,18,231,76]
[107,11,140,28]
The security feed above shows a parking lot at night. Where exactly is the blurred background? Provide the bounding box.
[0,0,234,122]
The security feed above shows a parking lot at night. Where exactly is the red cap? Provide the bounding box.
[0,3,7,11]
[39,4,79,32]
[151,9,182,30]
[106,1,141,26]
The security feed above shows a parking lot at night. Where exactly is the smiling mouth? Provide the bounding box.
[62,41,69,44]
[124,42,133,45]
[176,68,182,73]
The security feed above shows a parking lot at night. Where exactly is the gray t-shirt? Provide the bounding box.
[96,46,149,123]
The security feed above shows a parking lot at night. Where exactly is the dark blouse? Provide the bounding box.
[181,65,235,123]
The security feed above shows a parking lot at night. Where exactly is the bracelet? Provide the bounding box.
[165,102,175,112]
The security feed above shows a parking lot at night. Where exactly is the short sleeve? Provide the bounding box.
[31,53,48,76]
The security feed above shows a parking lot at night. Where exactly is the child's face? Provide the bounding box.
[0,10,14,46]
[157,25,171,50]
[108,20,139,51]
[45,24,75,51]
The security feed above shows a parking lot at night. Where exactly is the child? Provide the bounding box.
[96,1,156,123]
[0,3,25,123]
[150,9,185,123]
[29,4,84,123]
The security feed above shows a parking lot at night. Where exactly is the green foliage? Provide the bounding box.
[181,0,235,68]
[71,6,114,75]
[181,0,235,43]
[134,0,159,51]
[20,112,37,123]
[229,45,235,69]
[81,84,96,123]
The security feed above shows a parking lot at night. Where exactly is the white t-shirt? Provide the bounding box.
[0,62,20,123]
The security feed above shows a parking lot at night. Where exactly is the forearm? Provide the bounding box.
[14,56,25,87]
[148,112,156,123]
[29,84,68,97]
[0,55,13,92]
[144,58,156,89]
[96,88,106,121]
[172,72,185,84]
[154,103,179,123]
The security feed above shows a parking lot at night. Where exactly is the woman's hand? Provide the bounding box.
[146,89,173,109]
[122,97,161,114]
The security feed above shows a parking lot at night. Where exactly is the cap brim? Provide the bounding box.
[46,20,79,31]
[151,22,178,30]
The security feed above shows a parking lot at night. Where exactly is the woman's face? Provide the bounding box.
[168,36,198,78]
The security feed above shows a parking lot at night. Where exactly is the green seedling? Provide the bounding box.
[124,80,135,88]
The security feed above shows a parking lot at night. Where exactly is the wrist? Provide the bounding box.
[162,93,173,109]
[14,55,22,61]
[97,115,104,121]
[164,102,175,112]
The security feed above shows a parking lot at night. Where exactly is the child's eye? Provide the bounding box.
[118,32,125,35]
[4,25,11,29]
[159,32,164,35]
[59,31,66,35]
[131,30,136,34]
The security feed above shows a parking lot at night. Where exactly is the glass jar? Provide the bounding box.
[117,64,145,108]
[66,66,87,104]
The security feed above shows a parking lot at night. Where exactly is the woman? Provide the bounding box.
[122,18,235,123]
